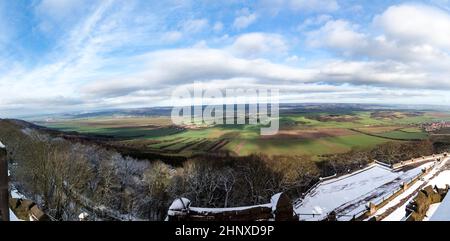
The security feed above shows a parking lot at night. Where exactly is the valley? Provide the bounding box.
[34,105,450,160]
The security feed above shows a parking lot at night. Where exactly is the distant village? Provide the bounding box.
[421,121,450,132]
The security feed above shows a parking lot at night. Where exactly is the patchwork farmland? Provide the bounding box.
[35,110,450,159]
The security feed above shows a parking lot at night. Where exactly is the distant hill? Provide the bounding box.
[23,103,450,121]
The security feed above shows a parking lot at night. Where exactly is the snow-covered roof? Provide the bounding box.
[295,162,431,221]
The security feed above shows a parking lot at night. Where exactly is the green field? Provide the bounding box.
[36,110,450,159]
[376,130,429,140]
[223,134,389,157]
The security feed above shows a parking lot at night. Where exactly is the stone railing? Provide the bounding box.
[166,192,296,221]
[358,156,448,221]
[391,153,448,169]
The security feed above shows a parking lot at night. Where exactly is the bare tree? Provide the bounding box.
[218,168,235,208]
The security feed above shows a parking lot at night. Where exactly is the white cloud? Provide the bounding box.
[34,0,100,34]
[161,31,182,43]
[373,4,450,49]
[81,47,316,98]
[75,46,450,112]
[233,12,257,30]
[285,55,303,64]
[431,0,450,11]
[3,2,450,117]
[35,0,92,20]
[81,44,450,101]
[163,19,210,42]
[0,0,162,115]
[259,0,339,15]
[307,20,368,53]
[229,33,288,58]
[289,0,339,12]
[182,18,209,33]
[297,14,332,30]
[317,60,429,87]
[213,22,224,32]
[4,41,450,116]
[306,4,450,70]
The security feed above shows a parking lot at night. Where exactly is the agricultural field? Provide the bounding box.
[375,130,429,140]
[35,117,180,138]
[35,109,450,160]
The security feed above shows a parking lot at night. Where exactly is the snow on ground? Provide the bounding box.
[375,179,423,220]
[378,165,439,221]
[428,170,450,189]
[381,157,450,221]
[295,162,434,221]
[382,200,411,221]
[296,164,409,220]
[11,188,26,199]
[336,162,433,220]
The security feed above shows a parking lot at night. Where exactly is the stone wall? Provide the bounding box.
[355,161,435,221]
[167,192,296,221]
[406,185,448,221]
[391,153,447,169]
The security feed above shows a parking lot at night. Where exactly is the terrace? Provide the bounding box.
[294,154,447,221]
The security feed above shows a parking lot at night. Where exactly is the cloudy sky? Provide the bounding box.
[1,0,450,117]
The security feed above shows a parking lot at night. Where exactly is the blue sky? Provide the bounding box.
[1,0,450,117]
